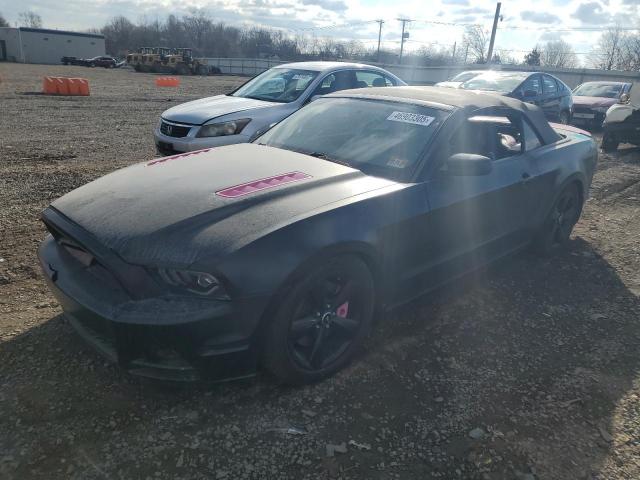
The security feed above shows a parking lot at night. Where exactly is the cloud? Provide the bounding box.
[442,0,469,4]
[574,2,611,24]
[301,0,347,13]
[521,11,561,23]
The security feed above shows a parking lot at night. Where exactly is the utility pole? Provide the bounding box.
[452,41,457,63]
[397,18,411,65]
[486,2,501,64]
[376,20,384,63]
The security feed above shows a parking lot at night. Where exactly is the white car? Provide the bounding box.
[154,61,406,156]
[435,70,484,89]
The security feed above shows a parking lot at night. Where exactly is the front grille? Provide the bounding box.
[573,106,594,114]
[160,120,191,138]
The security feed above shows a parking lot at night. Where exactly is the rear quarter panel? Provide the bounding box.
[529,128,597,229]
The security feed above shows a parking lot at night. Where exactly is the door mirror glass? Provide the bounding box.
[446,153,493,176]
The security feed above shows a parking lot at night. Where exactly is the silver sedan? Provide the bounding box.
[154,61,406,156]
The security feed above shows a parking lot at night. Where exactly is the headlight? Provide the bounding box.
[157,268,230,299]
[196,119,251,138]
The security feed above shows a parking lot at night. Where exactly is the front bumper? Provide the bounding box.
[154,124,251,155]
[603,121,640,144]
[38,232,265,383]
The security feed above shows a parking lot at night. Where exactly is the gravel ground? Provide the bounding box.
[1,63,640,480]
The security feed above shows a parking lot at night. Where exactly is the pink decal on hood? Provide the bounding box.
[216,172,311,198]
[147,148,212,166]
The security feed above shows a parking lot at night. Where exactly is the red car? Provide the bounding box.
[571,81,632,129]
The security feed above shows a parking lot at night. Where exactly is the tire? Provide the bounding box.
[602,133,619,153]
[175,63,190,75]
[263,255,375,385]
[532,183,582,256]
[559,110,570,125]
[196,65,208,76]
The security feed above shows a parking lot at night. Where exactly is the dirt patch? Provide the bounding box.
[1,63,640,480]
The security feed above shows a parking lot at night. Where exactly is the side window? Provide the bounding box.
[522,120,542,151]
[448,115,524,162]
[355,71,397,87]
[310,74,335,97]
[543,75,558,94]
[521,76,542,95]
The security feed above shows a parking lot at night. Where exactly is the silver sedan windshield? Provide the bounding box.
[232,68,319,103]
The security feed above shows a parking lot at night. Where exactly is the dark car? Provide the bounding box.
[38,87,597,385]
[571,81,632,129]
[461,71,573,124]
[88,56,118,68]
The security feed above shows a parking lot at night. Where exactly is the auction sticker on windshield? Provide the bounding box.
[387,111,435,126]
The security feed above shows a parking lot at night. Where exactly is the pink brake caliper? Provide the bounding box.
[336,302,349,318]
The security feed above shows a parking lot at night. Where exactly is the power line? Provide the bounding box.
[498,25,640,32]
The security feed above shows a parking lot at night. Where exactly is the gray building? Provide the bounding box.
[0,27,105,64]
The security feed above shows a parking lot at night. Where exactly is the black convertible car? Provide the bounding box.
[39,87,597,384]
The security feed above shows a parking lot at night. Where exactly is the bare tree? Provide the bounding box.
[541,39,578,68]
[0,12,9,27]
[618,34,640,71]
[463,25,488,63]
[494,49,518,65]
[589,26,624,70]
[17,11,42,28]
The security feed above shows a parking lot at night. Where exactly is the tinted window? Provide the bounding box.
[258,97,450,180]
[542,76,558,94]
[521,76,542,95]
[232,68,319,103]
[310,70,358,97]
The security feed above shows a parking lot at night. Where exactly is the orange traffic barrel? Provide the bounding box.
[42,76,90,96]
[156,77,180,87]
[68,78,90,96]
[54,77,70,95]
[42,76,56,94]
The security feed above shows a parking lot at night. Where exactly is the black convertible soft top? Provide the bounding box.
[329,85,561,145]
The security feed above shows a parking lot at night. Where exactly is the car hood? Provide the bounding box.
[50,144,398,266]
[161,95,275,125]
[573,95,617,108]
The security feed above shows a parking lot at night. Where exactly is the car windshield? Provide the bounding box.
[573,83,624,98]
[257,97,449,180]
[231,68,319,103]
[450,71,479,82]
[462,73,529,93]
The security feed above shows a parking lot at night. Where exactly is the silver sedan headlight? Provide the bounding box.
[196,119,251,138]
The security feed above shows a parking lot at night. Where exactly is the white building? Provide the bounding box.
[0,27,105,64]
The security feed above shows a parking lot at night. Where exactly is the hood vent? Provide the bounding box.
[216,171,311,198]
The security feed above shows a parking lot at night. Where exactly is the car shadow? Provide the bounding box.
[1,238,638,479]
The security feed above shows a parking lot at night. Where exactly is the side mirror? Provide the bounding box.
[523,89,538,98]
[446,153,493,176]
[619,93,630,104]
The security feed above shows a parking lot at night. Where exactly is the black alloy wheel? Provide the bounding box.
[534,184,582,255]
[263,255,374,384]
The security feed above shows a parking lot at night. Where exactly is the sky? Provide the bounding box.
[2,0,640,63]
